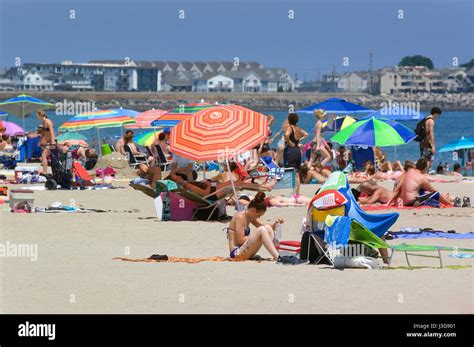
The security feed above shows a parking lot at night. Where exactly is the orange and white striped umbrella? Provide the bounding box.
[124,109,166,129]
[170,105,268,161]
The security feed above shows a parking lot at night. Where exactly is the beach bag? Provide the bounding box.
[300,232,332,264]
[414,116,432,142]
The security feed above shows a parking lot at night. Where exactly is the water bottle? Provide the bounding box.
[274,222,282,243]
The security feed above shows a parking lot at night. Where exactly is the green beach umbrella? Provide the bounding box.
[331,117,416,147]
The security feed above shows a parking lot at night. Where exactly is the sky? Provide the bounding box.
[0,0,472,81]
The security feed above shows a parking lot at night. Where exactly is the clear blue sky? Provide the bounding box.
[0,0,472,81]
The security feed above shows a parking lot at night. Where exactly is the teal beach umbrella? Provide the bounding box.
[0,94,54,130]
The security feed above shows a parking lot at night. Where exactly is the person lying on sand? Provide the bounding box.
[357,180,392,205]
[299,165,326,184]
[237,193,311,208]
[225,192,282,260]
[387,158,454,207]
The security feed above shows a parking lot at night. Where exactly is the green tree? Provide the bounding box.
[460,58,474,69]
[398,55,434,69]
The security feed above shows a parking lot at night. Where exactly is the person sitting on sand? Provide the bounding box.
[336,145,351,171]
[374,147,403,172]
[237,193,311,208]
[387,158,454,206]
[450,163,463,177]
[299,165,326,184]
[357,180,392,205]
[226,192,282,260]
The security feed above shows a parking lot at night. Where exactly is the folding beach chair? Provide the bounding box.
[154,144,172,171]
[73,162,94,187]
[260,156,296,192]
[124,143,148,169]
[349,219,474,268]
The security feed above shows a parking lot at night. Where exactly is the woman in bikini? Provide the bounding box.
[238,193,311,208]
[226,192,282,260]
[284,113,308,195]
[310,109,331,167]
[298,165,326,184]
[37,110,55,173]
[374,147,403,172]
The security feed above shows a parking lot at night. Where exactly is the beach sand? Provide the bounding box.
[1,177,473,314]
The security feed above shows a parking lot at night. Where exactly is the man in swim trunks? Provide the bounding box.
[357,180,392,205]
[387,158,453,206]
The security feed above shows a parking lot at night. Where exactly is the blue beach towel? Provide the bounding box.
[389,231,474,240]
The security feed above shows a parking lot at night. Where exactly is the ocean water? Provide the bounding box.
[3,109,474,170]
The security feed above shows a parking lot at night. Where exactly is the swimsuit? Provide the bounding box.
[283,126,301,170]
[226,213,251,258]
[406,191,440,207]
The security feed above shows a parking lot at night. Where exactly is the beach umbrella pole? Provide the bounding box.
[226,159,240,211]
[97,127,104,184]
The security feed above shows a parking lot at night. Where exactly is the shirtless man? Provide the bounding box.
[115,130,134,156]
[357,180,392,205]
[387,158,453,206]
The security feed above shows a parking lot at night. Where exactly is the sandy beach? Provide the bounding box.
[1,178,473,314]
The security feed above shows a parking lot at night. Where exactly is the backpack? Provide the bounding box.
[414,116,433,142]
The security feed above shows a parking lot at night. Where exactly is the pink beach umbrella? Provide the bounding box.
[0,120,25,136]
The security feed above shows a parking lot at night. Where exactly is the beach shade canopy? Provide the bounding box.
[0,120,24,136]
[170,104,268,161]
[297,97,374,115]
[56,131,87,143]
[135,130,163,147]
[0,94,54,129]
[438,137,474,153]
[59,109,136,131]
[366,106,421,121]
[109,107,140,118]
[124,109,167,129]
[331,117,416,147]
[322,115,356,132]
[150,102,214,127]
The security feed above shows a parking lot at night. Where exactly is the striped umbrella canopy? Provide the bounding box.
[56,131,89,146]
[322,115,356,131]
[150,102,214,127]
[135,130,163,147]
[331,117,416,147]
[0,120,24,136]
[0,94,54,129]
[59,109,136,131]
[109,107,140,118]
[125,109,167,129]
[170,104,268,161]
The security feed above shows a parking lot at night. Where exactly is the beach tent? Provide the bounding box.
[0,94,54,130]
[308,171,399,238]
[297,97,373,115]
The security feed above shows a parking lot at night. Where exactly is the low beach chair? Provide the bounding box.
[124,144,148,169]
[154,144,172,171]
[349,219,474,268]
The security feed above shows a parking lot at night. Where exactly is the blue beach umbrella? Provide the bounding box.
[0,94,54,130]
[366,106,421,121]
[438,137,474,153]
[297,97,374,115]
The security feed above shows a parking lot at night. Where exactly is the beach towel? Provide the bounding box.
[113,256,271,263]
[388,231,474,239]
[362,204,452,211]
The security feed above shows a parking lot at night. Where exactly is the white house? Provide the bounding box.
[207,74,234,92]
[337,73,368,93]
